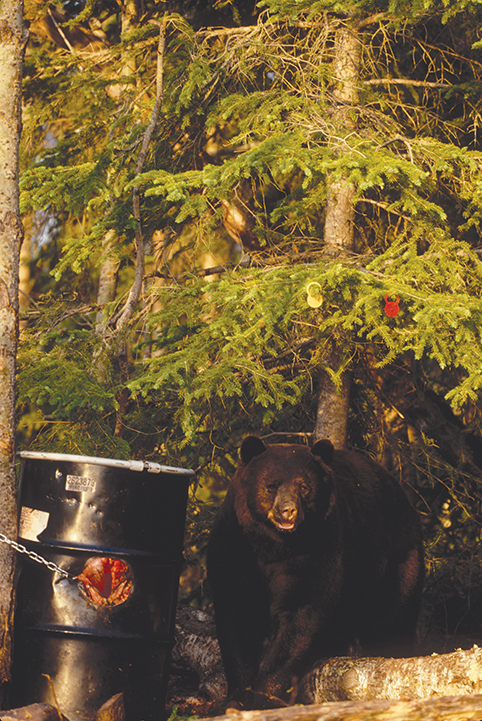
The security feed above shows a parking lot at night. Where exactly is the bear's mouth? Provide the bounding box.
[274,520,296,532]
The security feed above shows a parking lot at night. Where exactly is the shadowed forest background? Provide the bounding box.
[15,0,482,652]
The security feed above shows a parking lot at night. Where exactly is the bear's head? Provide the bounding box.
[234,437,335,535]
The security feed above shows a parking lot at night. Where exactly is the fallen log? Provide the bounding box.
[166,605,227,716]
[168,607,482,716]
[200,693,482,721]
[0,704,67,721]
[298,645,482,703]
[171,605,226,702]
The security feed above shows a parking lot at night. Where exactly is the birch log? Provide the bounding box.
[201,694,482,721]
[298,646,482,703]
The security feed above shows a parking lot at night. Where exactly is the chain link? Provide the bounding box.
[0,532,77,581]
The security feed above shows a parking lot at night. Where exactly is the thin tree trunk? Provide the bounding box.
[0,0,27,693]
[111,18,166,438]
[115,17,167,332]
[96,0,139,330]
[95,230,120,333]
[95,1,140,436]
[313,21,361,448]
[96,0,139,334]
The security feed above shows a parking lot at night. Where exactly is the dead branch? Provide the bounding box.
[362,78,450,88]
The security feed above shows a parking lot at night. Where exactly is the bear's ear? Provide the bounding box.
[311,439,334,467]
[240,436,266,464]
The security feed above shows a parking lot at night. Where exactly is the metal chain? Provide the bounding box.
[0,532,77,581]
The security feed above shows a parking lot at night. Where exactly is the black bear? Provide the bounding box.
[207,437,424,709]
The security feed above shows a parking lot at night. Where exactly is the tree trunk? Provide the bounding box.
[0,0,27,693]
[314,21,361,448]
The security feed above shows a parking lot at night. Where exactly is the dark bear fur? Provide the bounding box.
[207,437,424,709]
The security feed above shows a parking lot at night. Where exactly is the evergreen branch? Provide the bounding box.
[263,337,316,367]
[195,20,329,38]
[197,258,260,276]
[23,302,98,323]
[194,13,387,37]
[357,198,411,221]
[356,13,392,29]
[146,257,261,280]
[195,25,261,38]
[379,136,414,164]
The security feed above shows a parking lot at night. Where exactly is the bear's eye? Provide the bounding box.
[299,483,311,496]
[266,482,277,493]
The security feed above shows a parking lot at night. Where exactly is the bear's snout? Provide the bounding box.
[268,486,303,532]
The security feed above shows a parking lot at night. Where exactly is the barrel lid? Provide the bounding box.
[18,451,195,476]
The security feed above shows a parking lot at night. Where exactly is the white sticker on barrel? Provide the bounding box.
[19,507,50,542]
[65,474,96,493]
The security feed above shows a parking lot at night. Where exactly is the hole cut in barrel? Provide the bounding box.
[77,557,133,607]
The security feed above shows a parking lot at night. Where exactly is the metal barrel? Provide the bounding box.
[11,452,194,721]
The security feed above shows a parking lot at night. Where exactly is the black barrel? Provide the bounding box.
[11,452,194,721]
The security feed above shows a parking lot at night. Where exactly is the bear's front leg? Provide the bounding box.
[208,515,272,705]
[256,606,323,701]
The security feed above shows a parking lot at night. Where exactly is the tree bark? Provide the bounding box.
[314,21,361,448]
[298,646,482,703]
[0,0,27,692]
[313,342,351,447]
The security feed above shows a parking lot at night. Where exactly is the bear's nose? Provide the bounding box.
[280,505,297,522]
